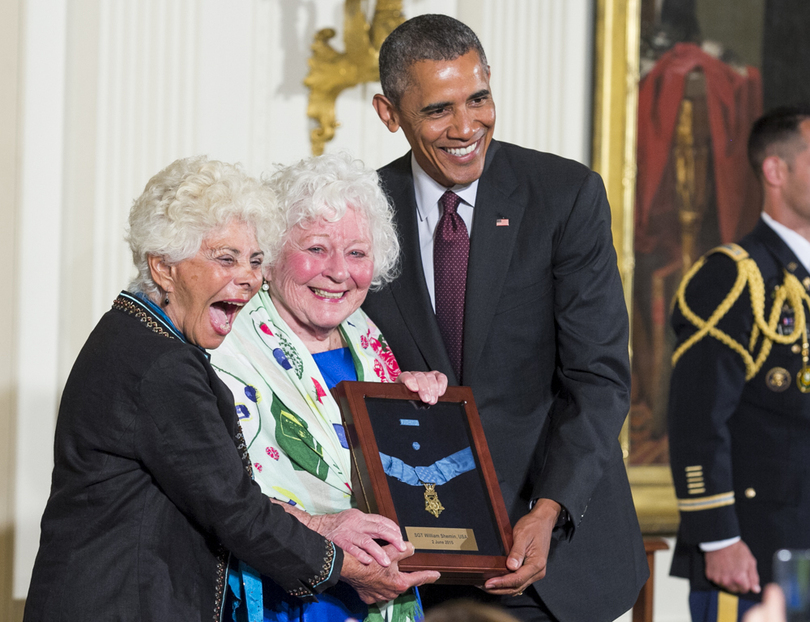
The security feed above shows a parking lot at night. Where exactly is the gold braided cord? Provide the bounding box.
[672,253,810,381]
[749,323,760,353]
[672,256,755,376]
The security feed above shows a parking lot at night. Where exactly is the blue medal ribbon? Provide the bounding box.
[379,447,475,485]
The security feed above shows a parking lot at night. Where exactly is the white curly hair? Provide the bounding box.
[265,152,400,289]
[127,155,281,299]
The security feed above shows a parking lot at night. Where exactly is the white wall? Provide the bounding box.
[0,0,22,618]
[13,0,68,606]
[4,1,690,620]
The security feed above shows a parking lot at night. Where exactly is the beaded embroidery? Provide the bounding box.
[287,540,337,598]
[111,295,174,339]
[213,546,228,622]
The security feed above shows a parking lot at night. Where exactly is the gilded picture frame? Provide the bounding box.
[592,0,679,534]
[593,0,809,534]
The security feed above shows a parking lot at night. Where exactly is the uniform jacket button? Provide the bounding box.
[744,487,756,499]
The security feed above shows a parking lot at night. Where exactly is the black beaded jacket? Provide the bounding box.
[24,292,341,621]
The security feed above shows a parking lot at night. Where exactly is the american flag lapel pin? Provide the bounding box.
[496,217,509,227]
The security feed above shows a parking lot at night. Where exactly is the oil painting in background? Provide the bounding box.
[629,0,810,466]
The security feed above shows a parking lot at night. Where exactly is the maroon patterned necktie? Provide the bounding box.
[434,190,469,381]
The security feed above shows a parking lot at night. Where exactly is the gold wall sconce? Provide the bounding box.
[304,0,404,155]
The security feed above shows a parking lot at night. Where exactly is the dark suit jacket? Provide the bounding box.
[24,293,340,621]
[669,219,810,592]
[363,140,648,621]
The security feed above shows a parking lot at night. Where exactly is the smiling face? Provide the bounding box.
[373,50,495,188]
[266,208,374,352]
[150,219,264,349]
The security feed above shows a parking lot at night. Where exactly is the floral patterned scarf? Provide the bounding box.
[211,289,401,515]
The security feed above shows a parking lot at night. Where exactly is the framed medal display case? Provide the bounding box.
[332,381,513,584]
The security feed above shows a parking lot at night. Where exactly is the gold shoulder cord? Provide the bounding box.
[672,244,810,381]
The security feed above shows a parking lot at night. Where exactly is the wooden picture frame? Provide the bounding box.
[332,381,513,584]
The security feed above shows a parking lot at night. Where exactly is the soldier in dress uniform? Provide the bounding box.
[668,104,810,622]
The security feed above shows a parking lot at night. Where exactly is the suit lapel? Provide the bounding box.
[463,142,525,382]
[384,156,457,380]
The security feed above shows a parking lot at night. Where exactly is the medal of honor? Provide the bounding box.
[423,482,445,518]
[379,446,475,519]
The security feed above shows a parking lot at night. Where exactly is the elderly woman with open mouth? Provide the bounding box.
[23,156,431,622]
[211,152,447,622]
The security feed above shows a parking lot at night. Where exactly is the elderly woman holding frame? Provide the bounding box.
[24,155,434,622]
[212,152,447,622]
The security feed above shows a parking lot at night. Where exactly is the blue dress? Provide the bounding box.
[260,348,366,622]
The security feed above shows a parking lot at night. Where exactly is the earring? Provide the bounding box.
[261,280,270,292]
[164,293,170,305]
